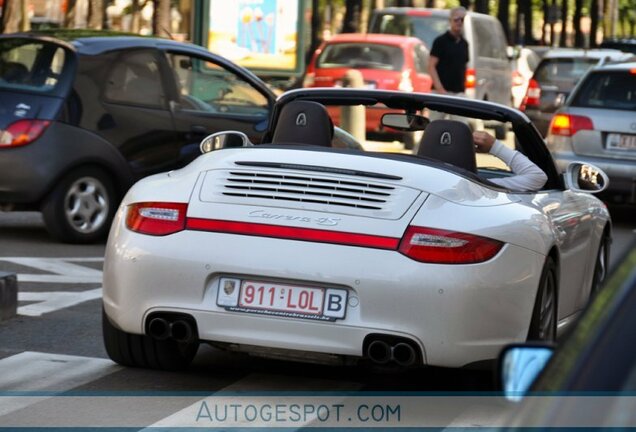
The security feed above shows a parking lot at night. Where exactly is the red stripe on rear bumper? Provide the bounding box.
[186,218,400,250]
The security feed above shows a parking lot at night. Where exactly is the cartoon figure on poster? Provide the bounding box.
[239,1,276,54]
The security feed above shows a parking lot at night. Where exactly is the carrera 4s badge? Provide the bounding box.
[249,210,340,227]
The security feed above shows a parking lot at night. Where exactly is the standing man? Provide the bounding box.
[428,7,469,97]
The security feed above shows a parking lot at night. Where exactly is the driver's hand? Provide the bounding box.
[473,130,495,153]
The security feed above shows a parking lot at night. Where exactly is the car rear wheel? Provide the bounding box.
[527,257,557,342]
[42,167,116,243]
[102,308,199,371]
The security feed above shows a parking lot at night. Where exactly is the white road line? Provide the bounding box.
[0,351,120,417]
[17,288,102,316]
[1,257,103,284]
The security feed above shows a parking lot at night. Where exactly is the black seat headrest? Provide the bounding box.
[271,100,333,147]
[417,120,477,174]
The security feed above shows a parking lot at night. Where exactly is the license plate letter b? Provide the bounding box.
[323,289,347,319]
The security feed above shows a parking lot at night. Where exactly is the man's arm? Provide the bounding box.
[473,131,548,192]
[428,55,446,94]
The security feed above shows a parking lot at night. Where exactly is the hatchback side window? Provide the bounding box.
[103,50,165,108]
[166,53,268,116]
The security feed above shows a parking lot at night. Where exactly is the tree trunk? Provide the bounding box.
[497,0,510,44]
[88,0,104,30]
[559,0,568,46]
[395,0,413,6]
[342,0,361,33]
[153,0,171,37]
[474,0,489,14]
[573,0,584,47]
[1,0,20,33]
[65,0,77,28]
[425,0,435,7]
[459,0,471,9]
[541,0,548,45]
[590,0,600,47]
[520,0,535,45]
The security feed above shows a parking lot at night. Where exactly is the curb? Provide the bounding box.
[0,272,17,321]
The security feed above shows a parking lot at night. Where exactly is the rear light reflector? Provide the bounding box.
[549,113,594,137]
[126,202,188,236]
[0,119,50,147]
[520,78,541,110]
[398,226,503,264]
[186,218,400,249]
[465,68,476,89]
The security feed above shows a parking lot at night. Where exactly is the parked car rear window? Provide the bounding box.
[571,71,636,111]
[371,14,447,49]
[317,43,404,71]
[0,39,68,91]
[533,58,598,84]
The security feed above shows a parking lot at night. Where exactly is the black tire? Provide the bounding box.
[590,235,609,296]
[41,166,117,243]
[527,257,558,342]
[102,308,198,371]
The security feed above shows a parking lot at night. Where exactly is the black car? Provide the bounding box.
[0,31,276,243]
[520,48,631,136]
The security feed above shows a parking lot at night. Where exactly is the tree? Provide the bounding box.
[88,0,104,30]
[497,0,511,44]
[559,0,568,46]
[474,0,488,14]
[518,0,535,45]
[459,0,471,9]
[1,0,20,33]
[153,0,171,37]
[590,0,600,46]
[342,0,361,33]
[573,0,584,47]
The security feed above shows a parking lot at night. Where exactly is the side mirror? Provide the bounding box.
[497,344,554,401]
[506,46,520,61]
[564,162,609,193]
[200,131,251,153]
[381,113,430,131]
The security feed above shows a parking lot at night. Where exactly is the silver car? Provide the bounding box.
[546,60,636,203]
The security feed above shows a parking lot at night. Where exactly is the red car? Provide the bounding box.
[303,33,433,149]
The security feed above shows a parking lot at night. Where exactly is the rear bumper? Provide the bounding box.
[103,220,545,368]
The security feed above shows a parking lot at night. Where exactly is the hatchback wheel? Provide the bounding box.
[102,308,199,371]
[42,167,116,243]
[528,257,557,341]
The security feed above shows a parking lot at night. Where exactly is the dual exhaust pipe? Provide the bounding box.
[148,317,195,343]
[366,340,418,367]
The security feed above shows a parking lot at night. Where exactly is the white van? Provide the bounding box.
[369,8,513,107]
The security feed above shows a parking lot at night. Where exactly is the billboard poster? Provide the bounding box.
[208,0,300,72]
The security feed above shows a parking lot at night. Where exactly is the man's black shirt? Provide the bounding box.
[430,31,469,93]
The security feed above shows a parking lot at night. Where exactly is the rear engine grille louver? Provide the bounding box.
[222,171,395,210]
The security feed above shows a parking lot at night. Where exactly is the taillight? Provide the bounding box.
[520,78,541,110]
[549,113,594,137]
[126,202,187,236]
[398,226,503,264]
[0,119,50,147]
[398,70,413,92]
[465,68,476,89]
[512,70,525,87]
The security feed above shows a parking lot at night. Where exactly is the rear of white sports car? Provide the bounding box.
[103,147,548,369]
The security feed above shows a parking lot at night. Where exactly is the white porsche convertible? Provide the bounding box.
[102,89,611,371]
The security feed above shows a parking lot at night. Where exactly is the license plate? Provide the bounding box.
[216,278,347,321]
[607,133,636,150]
